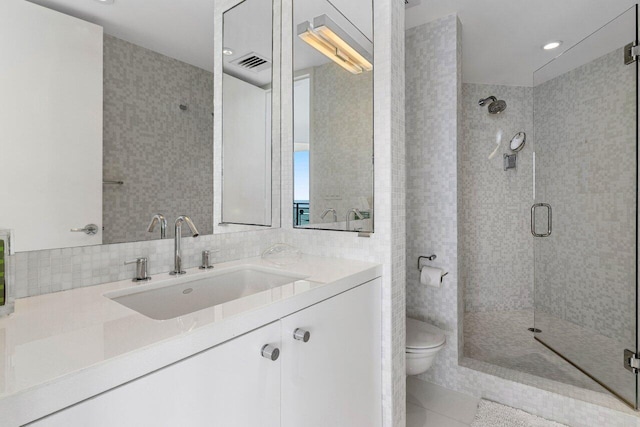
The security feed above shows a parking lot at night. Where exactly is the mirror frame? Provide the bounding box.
[214,0,282,234]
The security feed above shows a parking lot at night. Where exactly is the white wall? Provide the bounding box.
[222,73,272,226]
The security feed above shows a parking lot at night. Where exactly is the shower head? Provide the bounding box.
[478,96,507,114]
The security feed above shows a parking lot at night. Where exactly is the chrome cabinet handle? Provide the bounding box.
[293,328,311,343]
[70,224,99,235]
[531,203,552,237]
[261,344,280,361]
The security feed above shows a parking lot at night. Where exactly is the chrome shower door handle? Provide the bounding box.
[531,203,552,237]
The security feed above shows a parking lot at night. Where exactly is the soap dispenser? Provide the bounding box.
[0,230,14,317]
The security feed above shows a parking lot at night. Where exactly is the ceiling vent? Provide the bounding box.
[230,52,272,72]
[405,0,421,9]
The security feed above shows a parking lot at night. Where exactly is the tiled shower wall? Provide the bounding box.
[534,47,636,346]
[460,83,534,313]
[103,35,214,244]
[309,62,373,224]
[405,15,640,427]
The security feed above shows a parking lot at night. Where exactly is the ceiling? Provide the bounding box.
[27,0,372,87]
[405,0,637,87]
[26,0,638,87]
[28,0,217,72]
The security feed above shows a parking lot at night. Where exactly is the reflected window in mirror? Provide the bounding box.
[292,0,374,233]
[221,0,274,227]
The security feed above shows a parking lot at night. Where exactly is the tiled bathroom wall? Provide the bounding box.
[405,14,640,427]
[308,62,373,224]
[459,83,534,313]
[405,15,461,335]
[103,35,214,244]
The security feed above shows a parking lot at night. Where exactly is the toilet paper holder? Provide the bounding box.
[417,255,449,277]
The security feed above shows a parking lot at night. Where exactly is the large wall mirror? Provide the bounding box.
[0,0,278,253]
[220,0,278,227]
[292,0,374,233]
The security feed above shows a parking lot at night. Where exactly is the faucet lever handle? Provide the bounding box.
[199,250,219,270]
[124,257,151,282]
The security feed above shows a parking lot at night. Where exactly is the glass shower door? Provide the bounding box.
[532,6,638,408]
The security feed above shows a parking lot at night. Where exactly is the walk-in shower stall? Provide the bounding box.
[462,5,639,410]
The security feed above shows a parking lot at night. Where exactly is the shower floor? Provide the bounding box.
[463,310,607,393]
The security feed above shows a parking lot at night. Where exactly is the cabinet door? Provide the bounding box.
[281,279,381,427]
[31,322,281,427]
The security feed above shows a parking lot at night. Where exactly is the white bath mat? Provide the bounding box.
[471,400,569,427]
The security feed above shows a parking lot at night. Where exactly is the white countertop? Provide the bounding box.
[0,254,381,426]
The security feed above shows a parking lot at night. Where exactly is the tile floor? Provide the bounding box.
[462,310,638,414]
[406,376,480,427]
[464,310,607,392]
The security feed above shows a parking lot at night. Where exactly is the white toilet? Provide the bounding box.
[406,317,446,376]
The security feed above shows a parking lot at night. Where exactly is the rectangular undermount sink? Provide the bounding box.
[105,266,309,320]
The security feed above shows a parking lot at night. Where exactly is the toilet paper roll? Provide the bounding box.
[420,266,444,288]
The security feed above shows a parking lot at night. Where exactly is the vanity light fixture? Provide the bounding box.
[542,40,562,50]
[297,14,373,74]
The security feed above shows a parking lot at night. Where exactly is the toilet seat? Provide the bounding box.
[406,317,446,352]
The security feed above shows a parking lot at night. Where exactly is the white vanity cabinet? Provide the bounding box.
[31,279,381,427]
[281,278,382,427]
[31,322,282,427]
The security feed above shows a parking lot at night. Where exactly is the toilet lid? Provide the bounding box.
[406,317,446,349]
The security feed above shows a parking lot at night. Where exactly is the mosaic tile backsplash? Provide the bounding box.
[103,35,214,244]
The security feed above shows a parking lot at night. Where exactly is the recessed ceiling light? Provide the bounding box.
[543,41,562,50]
[222,47,234,56]
[94,0,114,4]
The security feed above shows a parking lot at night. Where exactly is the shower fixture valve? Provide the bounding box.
[504,153,517,171]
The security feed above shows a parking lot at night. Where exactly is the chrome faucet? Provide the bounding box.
[147,213,167,239]
[320,208,337,222]
[170,215,200,275]
[346,208,364,231]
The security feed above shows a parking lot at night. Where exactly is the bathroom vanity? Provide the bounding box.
[0,0,383,425]
[0,255,381,426]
